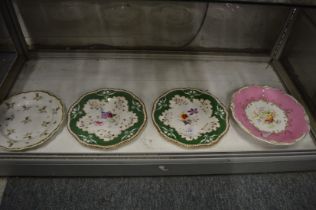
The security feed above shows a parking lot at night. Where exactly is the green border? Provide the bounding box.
[153,88,229,147]
[68,89,147,149]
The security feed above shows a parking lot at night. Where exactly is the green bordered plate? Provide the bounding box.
[68,89,147,149]
[152,88,229,148]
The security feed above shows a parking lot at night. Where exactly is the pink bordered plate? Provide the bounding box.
[231,86,310,145]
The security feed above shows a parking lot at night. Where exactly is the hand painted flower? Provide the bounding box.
[188,108,198,115]
[264,111,275,124]
[94,121,104,126]
[180,113,188,120]
[101,111,115,119]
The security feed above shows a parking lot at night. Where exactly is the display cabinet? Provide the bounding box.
[0,0,315,176]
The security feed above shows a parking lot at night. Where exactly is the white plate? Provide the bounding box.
[0,91,64,151]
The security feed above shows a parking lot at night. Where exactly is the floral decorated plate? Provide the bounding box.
[0,91,64,151]
[231,86,310,145]
[152,88,229,148]
[68,89,147,149]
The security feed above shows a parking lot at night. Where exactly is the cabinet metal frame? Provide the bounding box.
[1,150,316,176]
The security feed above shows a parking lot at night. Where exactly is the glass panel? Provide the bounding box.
[282,8,316,120]
[0,11,15,52]
[14,0,289,53]
[0,9,17,86]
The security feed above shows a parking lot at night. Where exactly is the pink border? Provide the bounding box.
[231,86,310,145]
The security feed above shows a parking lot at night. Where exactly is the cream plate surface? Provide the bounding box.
[0,91,64,151]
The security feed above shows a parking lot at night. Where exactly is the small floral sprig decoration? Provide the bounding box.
[183,89,201,101]
[97,90,115,101]
[156,97,168,111]
[121,128,138,140]
[200,133,218,144]
[214,105,226,120]
[71,105,83,119]
[78,134,97,144]
[161,126,177,139]
[131,100,142,112]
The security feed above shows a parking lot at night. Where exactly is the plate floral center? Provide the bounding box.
[77,97,138,141]
[160,95,220,141]
[245,100,288,134]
